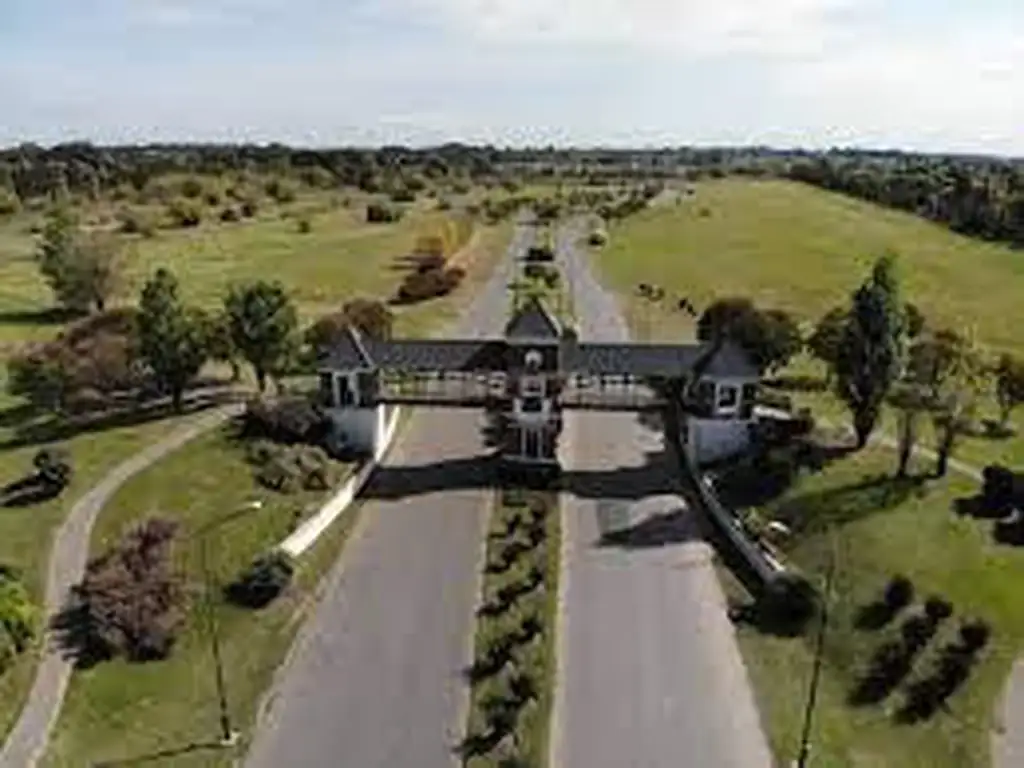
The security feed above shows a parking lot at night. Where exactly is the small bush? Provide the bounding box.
[924,596,954,623]
[296,216,312,234]
[0,189,21,217]
[295,445,332,490]
[166,199,202,228]
[959,619,992,652]
[884,575,914,610]
[118,208,156,237]
[180,177,204,199]
[33,447,73,493]
[219,206,240,223]
[241,397,329,446]
[244,438,281,467]
[366,202,403,223]
[240,199,259,218]
[226,551,295,609]
[390,187,416,203]
[255,453,302,494]
[203,190,222,207]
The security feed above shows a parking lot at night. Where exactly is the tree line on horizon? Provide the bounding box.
[1,141,1022,248]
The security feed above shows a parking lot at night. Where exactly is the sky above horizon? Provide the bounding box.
[0,0,1021,155]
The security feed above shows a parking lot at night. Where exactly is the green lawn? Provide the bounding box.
[0,397,207,742]
[589,180,1024,766]
[465,489,560,768]
[719,446,1021,767]
[0,194,497,344]
[41,427,359,767]
[596,178,1024,357]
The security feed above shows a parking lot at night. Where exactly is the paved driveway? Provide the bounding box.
[551,221,773,768]
[245,225,530,768]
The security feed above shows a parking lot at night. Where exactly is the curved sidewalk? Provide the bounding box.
[0,404,240,768]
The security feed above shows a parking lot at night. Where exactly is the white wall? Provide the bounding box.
[326,406,386,455]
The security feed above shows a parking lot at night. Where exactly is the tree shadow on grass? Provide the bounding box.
[49,601,110,670]
[90,740,235,767]
[0,307,78,328]
[771,473,930,537]
[0,473,61,508]
[0,389,237,452]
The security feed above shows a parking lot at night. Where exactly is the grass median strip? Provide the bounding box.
[463,486,561,768]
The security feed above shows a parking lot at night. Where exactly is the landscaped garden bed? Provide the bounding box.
[462,486,561,768]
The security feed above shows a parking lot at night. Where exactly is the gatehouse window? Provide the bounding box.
[716,383,740,415]
[524,429,540,459]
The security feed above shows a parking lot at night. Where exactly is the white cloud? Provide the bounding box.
[392,0,871,57]
[779,27,1024,152]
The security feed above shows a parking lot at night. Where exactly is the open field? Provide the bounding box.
[41,426,359,767]
[0,193,496,346]
[597,178,1024,357]
[589,179,1024,766]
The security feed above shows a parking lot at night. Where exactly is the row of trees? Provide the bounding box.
[811,256,1024,476]
[788,156,1024,246]
[697,260,1024,477]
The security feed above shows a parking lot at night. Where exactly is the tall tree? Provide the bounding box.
[929,329,988,477]
[35,206,122,314]
[137,269,210,410]
[224,280,298,392]
[995,354,1024,429]
[835,254,908,449]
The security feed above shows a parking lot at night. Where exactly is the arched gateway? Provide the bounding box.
[316,295,761,470]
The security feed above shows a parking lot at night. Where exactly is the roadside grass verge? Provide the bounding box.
[463,487,561,767]
[41,426,357,767]
[718,444,1022,767]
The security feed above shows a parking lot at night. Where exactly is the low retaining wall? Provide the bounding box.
[278,407,401,558]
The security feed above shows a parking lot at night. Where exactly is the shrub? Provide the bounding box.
[240,198,259,218]
[0,572,37,652]
[118,208,156,237]
[883,575,914,611]
[245,438,280,467]
[166,198,202,228]
[255,452,303,494]
[296,216,312,234]
[395,266,465,304]
[219,206,240,223]
[180,177,204,199]
[241,397,329,446]
[924,596,954,624]
[264,178,297,204]
[226,551,295,609]
[295,445,332,490]
[366,203,402,223]
[70,518,185,662]
[203,190,222,207]
[33,447,73,493]
[959,619,991,652]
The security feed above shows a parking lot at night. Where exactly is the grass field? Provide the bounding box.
[589,179,1024,766]
[465,489,560,768]
[0,192,495,344]
[718,446,1018,768]
[598,179,1024,357]
[40,427,360,767]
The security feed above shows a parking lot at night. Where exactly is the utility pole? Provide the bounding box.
[795,537,838,768]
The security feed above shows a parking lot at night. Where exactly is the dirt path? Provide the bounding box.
[0,404,241,768]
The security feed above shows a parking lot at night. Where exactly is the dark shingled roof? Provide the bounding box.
[504,296,561,340]
[570,340,757,379]
[318,322,758,380]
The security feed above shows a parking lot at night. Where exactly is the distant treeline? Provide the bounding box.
[1,142,1021,246]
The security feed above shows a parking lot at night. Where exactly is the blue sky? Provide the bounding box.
[1,0,1020,153]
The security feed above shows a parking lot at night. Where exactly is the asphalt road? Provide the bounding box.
[551,222,773,768]
[244,226,529,768]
